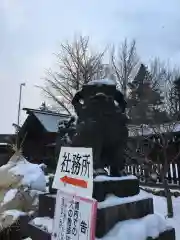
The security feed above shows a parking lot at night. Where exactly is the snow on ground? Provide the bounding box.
[31,217,53,233]
[144,190,180,239]
[97,214,171,240]
[140,185,180,193]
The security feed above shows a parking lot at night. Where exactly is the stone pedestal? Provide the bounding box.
[93,175,139,202]
[38,194,56,218]
[28,221,51,240]
[96,197,153,238]
[25,175,176,240]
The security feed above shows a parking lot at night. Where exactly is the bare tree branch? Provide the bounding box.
[111,39,139,98]
[41,35,107,113]
[131,121,180,218]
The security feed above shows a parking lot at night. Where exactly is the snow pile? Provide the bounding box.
[145,189,180,239]
[8,157,46,191]
[0,151,46,230]
[2,189,18,205]
[32,217,53,233]
[0,151,46,191]
[97,214,170,240]
[0,209,26,221]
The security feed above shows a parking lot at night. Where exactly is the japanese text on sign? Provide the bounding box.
[61,151,90,177]
[52,190,97,240]
[52,147,93,197]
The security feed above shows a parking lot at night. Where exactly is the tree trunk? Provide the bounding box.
[163,178,173,218]
[162,149,173,218]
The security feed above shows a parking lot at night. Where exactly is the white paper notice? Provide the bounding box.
[51,190,97,240]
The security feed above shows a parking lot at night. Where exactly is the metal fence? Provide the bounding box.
[125,163,180,188]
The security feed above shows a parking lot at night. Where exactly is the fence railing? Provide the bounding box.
[125,163,180,188]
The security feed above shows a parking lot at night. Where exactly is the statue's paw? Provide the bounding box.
[93,168,108,178]
[110,169,127,177]
[119,169,127,176]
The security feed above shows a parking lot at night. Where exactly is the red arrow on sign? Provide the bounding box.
[60,176,88,188]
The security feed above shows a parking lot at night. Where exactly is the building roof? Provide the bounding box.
[34,112,68,132]
[23,108,68,117]
[22,108,70,133]
[128,122,180,137]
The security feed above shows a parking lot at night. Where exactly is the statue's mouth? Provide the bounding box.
[90,93,108,101]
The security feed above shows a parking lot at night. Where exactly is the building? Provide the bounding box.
[128,123,180,164]
[18,108,69,170]
[0,134,15,166]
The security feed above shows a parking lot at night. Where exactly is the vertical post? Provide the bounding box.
[16,83,25,147]
[17,83,25,127]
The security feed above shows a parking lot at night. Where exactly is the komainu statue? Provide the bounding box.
[71,79,128,177]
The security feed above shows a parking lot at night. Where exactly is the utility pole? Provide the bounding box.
[17,83,26,127]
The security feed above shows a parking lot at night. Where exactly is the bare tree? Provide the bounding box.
[128,125,155,163]
[149,123,180,217]
[126,124,158,183]
[42,35,107,114]
[126,59,180,217]
[131,122,180,218]
[111,39,140,98]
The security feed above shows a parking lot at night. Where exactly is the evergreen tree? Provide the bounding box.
[128,63,167,124]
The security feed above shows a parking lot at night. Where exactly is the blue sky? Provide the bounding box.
[0,0,180,133]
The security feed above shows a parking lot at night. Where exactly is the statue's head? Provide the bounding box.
[82,79,117,102]
[72,78,126,118]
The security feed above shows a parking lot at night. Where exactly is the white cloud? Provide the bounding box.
[112,0,180,63]
[0,0,25,32]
